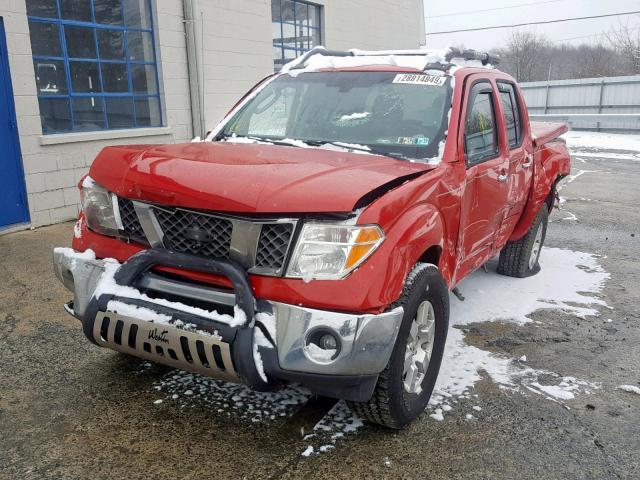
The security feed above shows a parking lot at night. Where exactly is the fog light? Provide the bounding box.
[319,333,338,350]
[304,329,341,363]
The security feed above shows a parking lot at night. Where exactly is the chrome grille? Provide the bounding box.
[255,223,294,270]
[115,197,296,275]
[118,198,146,242]
[153,208,233,259]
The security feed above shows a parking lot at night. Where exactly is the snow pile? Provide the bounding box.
[428,247,608,418]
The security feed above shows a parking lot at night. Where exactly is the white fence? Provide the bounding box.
[520,75,640,132]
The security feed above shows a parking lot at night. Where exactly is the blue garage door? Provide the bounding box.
[0,18,29,229]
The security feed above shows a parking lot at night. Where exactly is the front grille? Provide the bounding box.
[118,198,146,241]
[153,208,233,259]
[255,223,294,270]
[115,196,295,274]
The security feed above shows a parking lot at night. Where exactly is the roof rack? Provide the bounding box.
[287,46,500,72]
[445,48,500,66]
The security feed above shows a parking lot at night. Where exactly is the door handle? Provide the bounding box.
[498,173,508,182]
[523,154,533,169]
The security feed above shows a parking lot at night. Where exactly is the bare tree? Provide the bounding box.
[572,43,620,78]
[498,30,550,82]
[607,19,640,74]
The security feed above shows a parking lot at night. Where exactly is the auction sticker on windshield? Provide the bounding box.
[392,73,447,86]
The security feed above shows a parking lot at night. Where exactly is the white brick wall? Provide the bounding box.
[1,0,425,229]
[195,0,425,130]
[1,1,192,229]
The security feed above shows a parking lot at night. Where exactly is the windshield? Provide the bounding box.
[217,71,451,161]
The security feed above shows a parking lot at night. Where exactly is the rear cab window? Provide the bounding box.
[497,82,523,149]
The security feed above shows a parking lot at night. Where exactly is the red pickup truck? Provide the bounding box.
[53,48,570,428]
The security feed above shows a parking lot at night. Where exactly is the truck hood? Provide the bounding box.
[89,142,435,213]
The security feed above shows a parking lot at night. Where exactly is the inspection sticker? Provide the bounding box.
[392,73,447,86]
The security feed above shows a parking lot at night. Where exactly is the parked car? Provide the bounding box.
[53,47,570,428]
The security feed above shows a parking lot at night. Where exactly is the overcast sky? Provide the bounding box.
[423,0,640,50]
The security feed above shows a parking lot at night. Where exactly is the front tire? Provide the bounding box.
[498,206,549,278]
[347,264,449,429]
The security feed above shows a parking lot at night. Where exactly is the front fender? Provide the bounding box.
[360,201,446,307]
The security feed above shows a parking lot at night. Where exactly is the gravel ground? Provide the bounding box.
[0,150,638,480]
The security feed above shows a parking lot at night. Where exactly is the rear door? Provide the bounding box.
[494,80,533,247]
[456,77,510,279]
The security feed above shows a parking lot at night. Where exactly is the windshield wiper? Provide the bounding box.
[302,139,371,153]
[217,134,417,162]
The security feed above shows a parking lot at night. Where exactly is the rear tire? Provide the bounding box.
[498,206,548,278]
[347,264,449,429]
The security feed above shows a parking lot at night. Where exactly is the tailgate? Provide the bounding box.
[531,121,569,147]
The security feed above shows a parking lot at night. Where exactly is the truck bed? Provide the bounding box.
[530,122,569,148]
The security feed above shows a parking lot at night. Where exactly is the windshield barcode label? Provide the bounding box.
[392,74,447,86]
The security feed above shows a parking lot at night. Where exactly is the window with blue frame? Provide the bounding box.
[271,0,322,71]
[26,0,162,134]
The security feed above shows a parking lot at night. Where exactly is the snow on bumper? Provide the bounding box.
[52,247,403,391]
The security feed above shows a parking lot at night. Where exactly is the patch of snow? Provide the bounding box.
[81,255,248,328]
[562,131,640,154]
[73,218,83,238]
[252,341,267,383]
[560,211,578,222]
[430,408,444,421]
[619,385,640,395]
[81,175,96,189]
[519,355,527,362]
[303,343,336,362]
[313,400,363,435]
[428,247,607,420]
[472,406,481,411]
[281,47,494,77]
[338,112,371,122]
[153,399,162,405]
[301,446,314,457]
[106,300,173,324]
[465,414,474,420]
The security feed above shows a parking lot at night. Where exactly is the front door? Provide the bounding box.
[0,18,29,229]
[456,78,510,281]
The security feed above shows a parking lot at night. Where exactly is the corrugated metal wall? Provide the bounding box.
[520,75,640,131]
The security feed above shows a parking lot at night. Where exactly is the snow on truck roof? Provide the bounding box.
[280,46,500,76]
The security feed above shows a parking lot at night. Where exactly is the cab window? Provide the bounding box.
[497,82,523,148]
[464,82,498,166]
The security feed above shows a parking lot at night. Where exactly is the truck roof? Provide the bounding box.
[280,46,500,76]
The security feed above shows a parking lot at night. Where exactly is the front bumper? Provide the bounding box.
[53,247,403,401]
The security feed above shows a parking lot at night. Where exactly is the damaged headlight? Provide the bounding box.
[80,176,119,237]
[286,223,384,280]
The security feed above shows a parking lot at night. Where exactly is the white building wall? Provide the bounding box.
[2,1,192,228]
[195,0,426,130]
[1,0,425,229]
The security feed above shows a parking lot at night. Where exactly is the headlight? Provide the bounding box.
[287,223,384,280]
[80,176,119,237]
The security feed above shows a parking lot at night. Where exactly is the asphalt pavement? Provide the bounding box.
[0,147,638,479]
